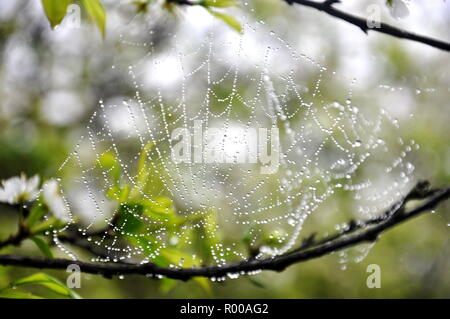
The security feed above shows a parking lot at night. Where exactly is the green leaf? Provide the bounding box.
[141,196,180,226]
[131,236,157,255]
[193,277,212,295]
[30,236,54,259]
[41,0,72,28]
[26,203,47,227]
[263,228,288,247]
[116,203,145,234]
[159,278,178,294]
[80,0,106,37]
[98,151,121,185]
[0,288,43,299]
[247,277,266,289]
[242,225,254,246]
[386,0,394,6]
[106,185,130,203]
[129,142,167,199]
[137,142,155,177]
[158,248,212,294]
[192,210,222,263]
[201,0,238,8]
[207,9,242,33]
[30,217,66,235]
[10,273,81,299]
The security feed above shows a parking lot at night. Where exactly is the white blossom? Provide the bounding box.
[42,180,70,222]
[0,174,40,204]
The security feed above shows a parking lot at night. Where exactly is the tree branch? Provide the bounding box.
[164,0,450,51]
[0,182,448,281]
[57,233,117,262]
[166,0,196,6]
[0,207,29,250]
[284,0,450,52]
[0,227,29,250]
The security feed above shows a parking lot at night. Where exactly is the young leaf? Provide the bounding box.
[207,9,242,33]
[31,236,54,259]
[192,210,222,263]
[193,277,212,295]
[80,0,106,37]
[98,151,121,185]
[201,0,238,8]
[130,142,167,199]
[130,236,157,255]
[263,228,288,247]
[25,203,47,227]
[0,288,43,299]
[106,185,130,203]
[157,247,212,294]
[159,278,178,294]
[10,273,81,299]
[41,0,72,28]
[116,203,145,234]
[30,217,65,235]
[247,277,266,289]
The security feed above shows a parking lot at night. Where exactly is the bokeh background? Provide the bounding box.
[0,0,449,298]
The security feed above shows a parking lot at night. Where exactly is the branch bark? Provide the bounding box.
[0,182,448,281]
[284,0,450,51]
[169,0,450,51]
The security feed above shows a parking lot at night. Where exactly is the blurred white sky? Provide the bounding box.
[1,0,448,123]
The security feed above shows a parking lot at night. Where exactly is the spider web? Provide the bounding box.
[54,5,417,270]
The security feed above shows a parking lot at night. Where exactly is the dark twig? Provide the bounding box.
[0,182,448,281]
[284,0,450,51]
[0,226,29,250]
[288,181,439,253]
[57,233,115,261]
[164,0,450,51]
[166,0,196,6]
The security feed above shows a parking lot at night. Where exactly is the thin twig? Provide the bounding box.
[284,0,450,51]
[0,227,29,250]
[0,183,448,280]
[57,234,115,261]
[168,0,450,51]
